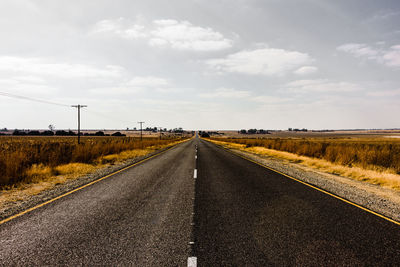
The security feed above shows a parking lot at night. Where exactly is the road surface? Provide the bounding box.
[1,136,400,266]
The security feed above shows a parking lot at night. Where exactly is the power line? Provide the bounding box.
[0,91,156,133]
[0,91,70,107]
[85,110,136,126]
[0,90,137,126]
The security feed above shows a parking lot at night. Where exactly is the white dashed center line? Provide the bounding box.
[187,256,197,267]
[188,145,198,266]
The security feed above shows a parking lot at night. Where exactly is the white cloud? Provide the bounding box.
[91,18,233,51]
[294,66,318,75]
[91,17,147,39]
[251,95,292,104]
[0,56,124,78]
[90,75,172,96]
[337,43,400,67]
[126,76,169,87]
[90,86,143,96]
[148,38,168,46]
[371,10,400,20]
[0,77,56,94]
[206,47,314,76]
[336,43,378,59]
[367,89,400,97]
[382,45,400,67]
[13,75,45,83]
[149,19,232,51]
[287,79,362,93]
[199,87,250,98]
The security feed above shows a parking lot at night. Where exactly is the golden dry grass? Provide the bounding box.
[211,137,400,173]
[0,136,187,187]
[209,139,400,191]
[0,162,97,207]
[0,138,188,208]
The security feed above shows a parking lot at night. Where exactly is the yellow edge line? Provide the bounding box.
[206,139,400,226]
[0,139,190,225]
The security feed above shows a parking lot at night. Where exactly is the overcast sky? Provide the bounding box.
[0,0,399,130]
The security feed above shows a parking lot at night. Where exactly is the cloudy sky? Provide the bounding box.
[1,0,399,130]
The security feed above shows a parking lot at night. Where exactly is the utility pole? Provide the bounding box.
[158,127,162,140]
[71,104,87,144]
[137,121,145,141]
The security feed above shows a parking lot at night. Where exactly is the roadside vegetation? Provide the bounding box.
[0,136,187,188]
[208,137,400,190]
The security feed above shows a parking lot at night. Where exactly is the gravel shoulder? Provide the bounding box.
[0,141,187,222]
[213,142,400,222]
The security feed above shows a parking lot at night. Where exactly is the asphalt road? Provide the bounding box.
[194,139,400,266]
[0,140,196,266]
[1,136,400,266]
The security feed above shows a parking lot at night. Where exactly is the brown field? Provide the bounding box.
[216,129,400,139]
[80,130,186,137]
[209,135,400,190]
[211,136,400,173]
[0,136,187,187]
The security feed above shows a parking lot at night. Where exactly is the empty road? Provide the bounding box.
[1,136,400,266]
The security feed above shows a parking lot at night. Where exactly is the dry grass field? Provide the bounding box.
[209,135,400,190]
[0,136,187,187]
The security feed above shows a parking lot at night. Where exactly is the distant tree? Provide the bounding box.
[27,130,40,136]
[56,130,68,136]
[13,129,26,136]
[42,130,54,136]
[111,131,125,136]
[172,128,184,133]
[95,131,105,136]
[201,132,210,138]
[258,129,265,134]
[248,129,257,134]
[240,129,247,134]
[48,124,55,132]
